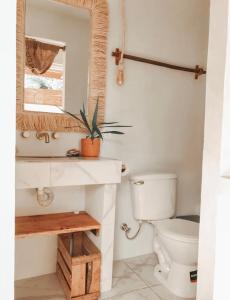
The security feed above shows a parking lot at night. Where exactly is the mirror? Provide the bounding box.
[16,0,108,132]
[24,0,91,114]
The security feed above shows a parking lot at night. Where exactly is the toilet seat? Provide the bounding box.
[156,219,199,243]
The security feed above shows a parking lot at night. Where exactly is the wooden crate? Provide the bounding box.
[57,232,101,300]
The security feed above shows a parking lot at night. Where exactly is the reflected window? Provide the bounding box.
[24,37,65,113]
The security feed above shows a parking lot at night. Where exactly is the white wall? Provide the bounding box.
[0,1,16,299]
[16,0,209,279]
[197,0,230,299]
[26,0,90,112]
[104,0,209,260]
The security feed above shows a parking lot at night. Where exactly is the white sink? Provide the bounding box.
[16,156,79,162]
[16,156,104,162]
[15,155,123,293]
[16,156,122,189]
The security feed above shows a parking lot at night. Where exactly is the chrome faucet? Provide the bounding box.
[36,132,50,143]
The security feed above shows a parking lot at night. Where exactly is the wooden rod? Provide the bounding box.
[112,48,206,79]
[26,37,66,50]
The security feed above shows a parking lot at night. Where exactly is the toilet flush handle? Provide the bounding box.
[134,180,144,185]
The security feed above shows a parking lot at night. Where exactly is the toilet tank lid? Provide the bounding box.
[130,172,177,181]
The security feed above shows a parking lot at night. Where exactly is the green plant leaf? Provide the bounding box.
[101,131,125,135]
[101,125,132,128]
[64,126,83,129]
[80,109,92,136]
[99,122,119,125]
[92,99,99,133]
[59,108,84,125]
[95,125,103,140]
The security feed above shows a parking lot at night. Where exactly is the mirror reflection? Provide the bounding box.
[24,0,91,114]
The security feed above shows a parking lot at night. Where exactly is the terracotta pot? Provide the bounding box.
[81,138,101,157]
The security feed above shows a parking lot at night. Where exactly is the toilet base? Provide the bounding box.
[154,262,197,299]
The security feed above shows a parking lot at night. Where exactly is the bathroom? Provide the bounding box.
[16,0,208,299]
[3,0,230,299]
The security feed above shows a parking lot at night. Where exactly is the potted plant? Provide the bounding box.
[63,100,131,157]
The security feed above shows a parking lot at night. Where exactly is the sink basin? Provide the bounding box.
[16,156,122,189]
[16,156,81,162]
[16,155,121,164]
[17,155,66,158]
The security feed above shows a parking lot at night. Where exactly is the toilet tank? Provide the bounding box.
[130,173,177,221]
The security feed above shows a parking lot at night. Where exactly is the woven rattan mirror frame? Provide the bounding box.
[16,0,108,132]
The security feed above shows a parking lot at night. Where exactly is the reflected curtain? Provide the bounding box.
[25,38,60,75]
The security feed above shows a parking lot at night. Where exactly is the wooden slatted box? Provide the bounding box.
[57,232,101,300]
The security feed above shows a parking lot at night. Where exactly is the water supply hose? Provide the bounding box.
[121,222,143,240]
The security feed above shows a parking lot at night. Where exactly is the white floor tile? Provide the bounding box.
[15,274,62,290]
[15,274,65,300]
[15,257,196,300]
[15,287,65,300]
[151,285,196,300]
[101,261,147,299]
[103,287,161,300]
[124,253,160,287]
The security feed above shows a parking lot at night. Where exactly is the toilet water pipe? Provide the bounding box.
[121,220,155,240]
[121,222,143,240]
[121,221,158,240]
[36,187,54,207]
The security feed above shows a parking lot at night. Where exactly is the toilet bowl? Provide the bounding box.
[153,219,199,298]
[130,172,199,299]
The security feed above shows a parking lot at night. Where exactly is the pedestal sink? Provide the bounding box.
[16,156,122,188]
[15,155,122,292]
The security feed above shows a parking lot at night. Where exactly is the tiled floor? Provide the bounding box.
[15,253,195,300]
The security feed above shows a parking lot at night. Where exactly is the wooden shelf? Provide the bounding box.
[15,212,100,238]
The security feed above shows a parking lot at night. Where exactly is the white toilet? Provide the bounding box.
[130,172,199,299]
